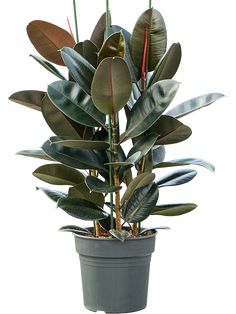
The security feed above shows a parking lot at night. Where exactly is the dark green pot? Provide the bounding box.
[74,231,157,313]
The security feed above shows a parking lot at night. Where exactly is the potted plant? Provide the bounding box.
[9,0,224,313]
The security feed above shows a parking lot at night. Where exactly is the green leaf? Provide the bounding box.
[41,140,108,173]
[109,229,131,242]
[41,95,93,137]
[124,80,179,140]
[156,169,197,187]
[152,145,166,166]
[97,32,125,64]
[47,80,106,128]
[9,90,45,111]
[74,40,98,68]
[85,176,121,193]
[122,183,159,223]
[57,197,108,221]
[150,115,192,145]
[90,12,110,49]
[91,57,132,114]
[59,225,91,234]
[68,183,104,208]
[121,172,155,205]
[148,43,182,87]
[36,186,67,202]
[33,163,85,185]
[99,215,116,231]
[131,8,167,74]
[49,136,109,149]
[166,93,224,119]
[127,132,159,159]
[152,203,197,216]
[154,157,215,172]
[30,54,66,80]
[105,152,142,167]
[61,47,95,94]
[27,20,75,65]
[16,149,53,161]
[139,226,170,235]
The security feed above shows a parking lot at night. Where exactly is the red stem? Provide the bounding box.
[67,16,75,42]
[141,27,149,91]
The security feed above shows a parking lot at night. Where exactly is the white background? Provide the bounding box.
[0,0,235,313]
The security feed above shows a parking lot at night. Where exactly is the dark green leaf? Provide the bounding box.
[33,163,84,185]
[59,225,91,234]
[91,57,132,114]
[154,158,215,172]
[152,203,197,216]
[27,20,75,65]
[156,169,197,187]
[99,215,116,231]
[152,145,166,166]
[9,90,45,111]
[57,197,108,221]
[148,43,182,87]
[30,54,66,80]
[90,12,110,48]
[97,32,125,64]
[131,8,167,74]
[47,80,106,128]
[16,149,53,161]
[61,47,95,94]
[150,115,192,145]
[68,183,104,208]
[36,186,67,202]
[105,152,142,167]
[109,229,131,242]
[166,93,224,119]
[85,176,121,193]
[121,172,155,205]
[124,80,179,140]
[74,40,98,68]
[49,136,109,149]
[127,132,159,159]
[122,183,159,223]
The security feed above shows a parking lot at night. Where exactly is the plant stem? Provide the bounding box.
[95,221,101,237]
[108,116,114,229]
[73,0,79,43]
[149,0,152,9]
[105,0,110,39]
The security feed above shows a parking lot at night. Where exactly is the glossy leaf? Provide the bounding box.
[36,187,67,202]
[16,149,53,161]
[152,203,197,216]
[127,132,159,159]
[90,12,110,49]
[124,80,179,140]
[99,215,116,231]
[9,90,45,111]
[59,225,91,235]
[150,115,192,145]
[154,157,215,172]
[139,226,170,235]
[30,54,66,80]
[91,57,132,114]
[152,145,166,165]
[156,169,197,187]
[109,229,131,242]
[74,40,98,68]
[57,197,108,221]
[121,172,155,205]
[68,183,104,208]
[85,176,121,193]
[47,80,106,128]
[33,163,84,185]
[166,93,224,119]
[27,20,75,65]
[61,47,95,94]
[42,95,92,138]
[131,8,167,74]
[49,136,109,149]
[122,183,159,223]
[41,140,108,173]
[97,32,125,64]
[105,152,142,167]
[148,43,182,87]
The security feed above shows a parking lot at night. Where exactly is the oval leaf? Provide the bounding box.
[27,20,75,65]
[166,93,224,119]
[152,203,197,216]
[109,229,131,242]
[16,149,53,161]
[36,186,67,202]
[156,169,197,187]
[57,197,108,221]
[97,32,125,64]
[91,57,132,114]
[50,136,109,149]
[74,40,98,68]
[127,132,159,159]
[124,80,179,140]
[33,163,84,185]
[9,90,45,111]
[68,183,104,208]
[59,225,91,235]
[152,145,166,166]
[122,183,159,223]
[85,176,121,193]
[90,12,110,49]
[154,158,215,172]
[47,80,106,128]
